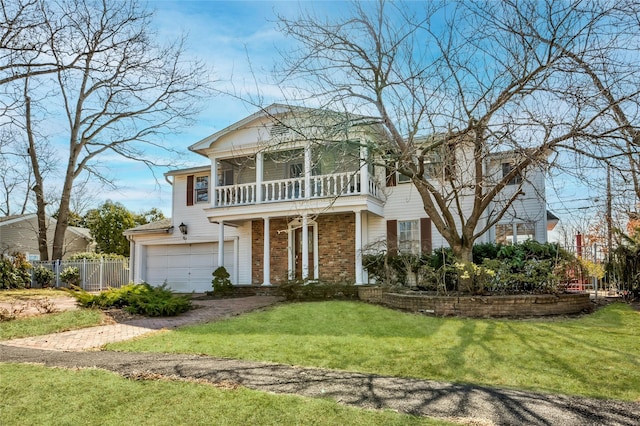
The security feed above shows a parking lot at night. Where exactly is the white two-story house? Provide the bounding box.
[125,104,555,292]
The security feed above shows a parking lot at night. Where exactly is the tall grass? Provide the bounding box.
[110,301,640,401]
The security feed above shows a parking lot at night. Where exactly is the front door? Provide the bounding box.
[294,226,314,280]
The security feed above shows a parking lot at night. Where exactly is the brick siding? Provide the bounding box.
[251,213,356,285]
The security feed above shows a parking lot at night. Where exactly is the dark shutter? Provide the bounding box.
[186,175,194,206]
[386,220,398,256]
[420,218,432,254]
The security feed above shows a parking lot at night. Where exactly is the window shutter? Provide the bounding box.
[186,175,194,206]
[386,220,398,256]
[420,218,432,254]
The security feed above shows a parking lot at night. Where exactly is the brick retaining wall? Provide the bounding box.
[359,287,592,317]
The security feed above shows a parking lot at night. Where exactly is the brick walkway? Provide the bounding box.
[1,296,282,352]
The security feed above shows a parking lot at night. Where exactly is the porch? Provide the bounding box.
[210,144,383,209]
[214,170,382,207]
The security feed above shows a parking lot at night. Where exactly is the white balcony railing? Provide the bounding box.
[214,171,381,207]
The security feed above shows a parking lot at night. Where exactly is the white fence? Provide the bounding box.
[31,258,130,291]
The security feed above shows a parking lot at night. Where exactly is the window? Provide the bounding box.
[398,171,411,183]
[387,218,431,255]
[218,168,234,186]
[398,220,420,254]
[496,222,536,244]
[502,162,522,185]
[195,175,209,203]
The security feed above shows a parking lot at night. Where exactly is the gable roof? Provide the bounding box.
[188,103,380,157]
[188,103,297,156]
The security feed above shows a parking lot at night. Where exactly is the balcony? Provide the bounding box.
[214,170,382,207]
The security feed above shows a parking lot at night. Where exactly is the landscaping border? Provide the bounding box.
[357,286,592,317]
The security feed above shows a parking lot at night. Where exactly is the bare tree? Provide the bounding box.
[275,0,640,263]
[1,0,212,259]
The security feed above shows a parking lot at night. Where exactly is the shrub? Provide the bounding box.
[33,266,55,288]
[60,266,80,287]
[365,242,571,295]
[279,281,358,301]
[68,252,126,260]
[210,266,233,296]
[68,283,192,317]
[0,254,32,289]
[124,284,192,317]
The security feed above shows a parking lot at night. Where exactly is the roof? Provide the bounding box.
[188,103,376,156]
[0,213,92,241]
[124,218,174,235]
[0,213,37,226]
[165,165,210,177]
[188,104,311,156]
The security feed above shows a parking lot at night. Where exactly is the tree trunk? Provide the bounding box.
[24,89,49,261]
[51,165,75,260]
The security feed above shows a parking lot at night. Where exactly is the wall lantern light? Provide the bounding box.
[178,222,188,237]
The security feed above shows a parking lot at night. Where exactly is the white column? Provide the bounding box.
[360,145,369,195]
[128,239,135,283]
[262,217,271,286]
[211,158,218,207]
[256,151,263,203]
[218,221,225,267]
[304,145,312,199]
[355,210,363,284]
[302,214,309,279]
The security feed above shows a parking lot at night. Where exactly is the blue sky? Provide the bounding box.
[99,0,603,241]
[103,1,344,215]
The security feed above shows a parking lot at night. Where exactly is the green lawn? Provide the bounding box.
[110,301,640,401]
[0,310,104,340]
[0,363,447,426]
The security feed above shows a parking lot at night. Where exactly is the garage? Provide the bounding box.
[144,242,235,293]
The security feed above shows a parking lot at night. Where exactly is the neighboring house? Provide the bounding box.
[126,104,557,292]
[0,213,94,260]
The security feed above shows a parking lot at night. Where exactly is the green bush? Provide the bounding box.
[364,242,572,295]
[0,254,32,289]
[60,266,80,287]
[210,266,233,296]
[279,281,358,301]
[124,284,192,317]
[69,283,192,317]
[68,252,126,260]
[32,266,55,288]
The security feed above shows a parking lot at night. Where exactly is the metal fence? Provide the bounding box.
[31,258,130,291]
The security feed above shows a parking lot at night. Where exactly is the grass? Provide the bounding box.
[0,310,104,340]
[110,301,640,401]
[0,288,70,301]
[0,363,448,425]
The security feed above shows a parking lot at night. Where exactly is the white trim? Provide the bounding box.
[262,217,271,286]
[287,217,319,280]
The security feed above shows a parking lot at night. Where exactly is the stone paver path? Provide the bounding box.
[1,296,282,351]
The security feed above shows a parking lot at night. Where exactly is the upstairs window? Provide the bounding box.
[195,176,209,203]
[502,162,522,185]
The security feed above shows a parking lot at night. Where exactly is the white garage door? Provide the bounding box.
[145,242,235,293]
